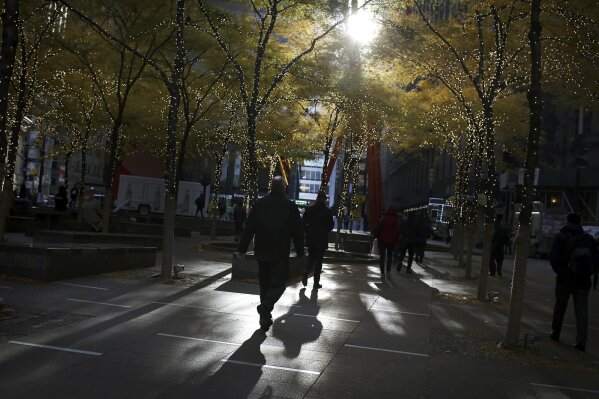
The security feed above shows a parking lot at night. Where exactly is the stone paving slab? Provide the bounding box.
[306,371,427,399]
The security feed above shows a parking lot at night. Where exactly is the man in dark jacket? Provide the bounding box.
[302,192,334,289]
[549,212,599,351]
[397,212,418,274]
[237,176,304,332]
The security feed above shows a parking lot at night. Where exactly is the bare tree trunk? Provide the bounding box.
[477,104,497,301]
[246,114,258,207]
[478,221,493,300]
[0,50,27,239]
[505,0,542,346]
[101,121,121,233]
[161,0,185,279]
[456,224,464,266]
[465,224,474,279]
[452,224,462,259]
[80,138,88,197]
[0,0,19,188]
[211,146,229,239]
[64,150,71,188]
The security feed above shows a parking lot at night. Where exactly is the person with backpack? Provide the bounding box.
[549,212,599,351]
[375,207,400,277]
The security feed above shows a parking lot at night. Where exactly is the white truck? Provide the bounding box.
[115,175,210,216]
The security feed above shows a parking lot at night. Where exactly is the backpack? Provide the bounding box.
[566,232,596,277]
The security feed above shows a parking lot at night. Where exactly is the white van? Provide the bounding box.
[115,175,210,216]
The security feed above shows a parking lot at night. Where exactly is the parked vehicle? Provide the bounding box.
[115,175,209,216]
[582,225,599,240]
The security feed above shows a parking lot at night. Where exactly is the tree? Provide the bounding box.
[0,0,20,191]
[176,42,230,191]
[196,0,374,206]
[504,0,542,347]
[203,102,242,238]
[0,1,60,238]
[380,1,530,299]
[40,69,104,196]
[57,0,169,232]
[57,0,190,278]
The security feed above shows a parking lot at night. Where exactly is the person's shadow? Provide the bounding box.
[271,288,323,358]
[195,329,270,398]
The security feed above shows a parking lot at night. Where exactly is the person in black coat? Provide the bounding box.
[397,213,418,274]
[301,192,334,289]
[549,212,599,351]
[54,186,69,211]
[233,200,247,242]
[237,176,304,332]
[195,192,206,217]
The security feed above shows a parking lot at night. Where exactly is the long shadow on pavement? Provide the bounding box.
[165,329,269,398]
[271,287,323,359]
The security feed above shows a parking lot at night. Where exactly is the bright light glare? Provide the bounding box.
[347,9,379,45]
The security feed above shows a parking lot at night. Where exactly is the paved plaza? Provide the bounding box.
[1,239,598,398]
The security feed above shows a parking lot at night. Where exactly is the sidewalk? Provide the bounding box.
[1,238,598,398]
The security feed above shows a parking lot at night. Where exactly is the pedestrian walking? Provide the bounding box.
[302,192,334,289]
[375,207,400,277]
[53,186,68,211]
[195,192,206,217]
[237,176,304,332]
[504,227,515,256]
[549,212,599,351]
[19,182,27,199]
[397,212,418,274]
[69,183,79,207]
[446,219,454,245]
[489,215,510,276]
[218,198,227,219]
[233,200,246,242]
[415,212,431,263]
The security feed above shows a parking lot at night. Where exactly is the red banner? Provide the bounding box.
[323,137,343,187]
[367,143,383,233]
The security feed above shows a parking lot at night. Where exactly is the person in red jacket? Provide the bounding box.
[375,207,400,277]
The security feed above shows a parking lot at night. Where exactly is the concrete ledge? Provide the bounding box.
[110,221,191,237]
[112,213,235,235]
[343,240,372,254]
[62,220,96,232]
[33,230,163,249]
[0,244,156,281]
[7,216,43,236]
[328,231,374,254]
